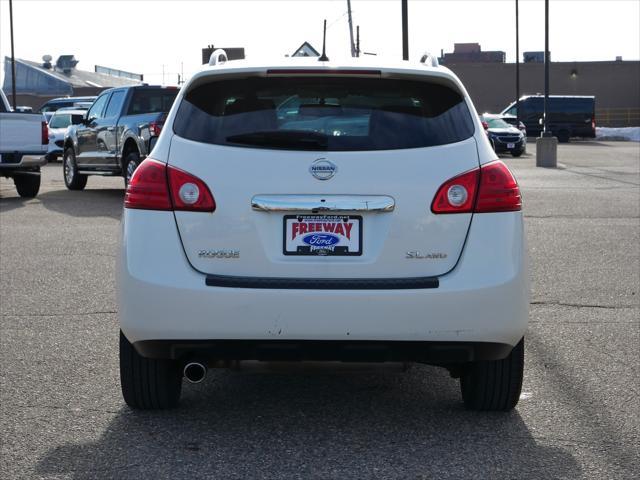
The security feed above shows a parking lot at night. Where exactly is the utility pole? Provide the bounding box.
[9,0,17,109]
[401,0,409,60]
[356,25,360,58]
[346,0,356,57]
[515,0,520,127]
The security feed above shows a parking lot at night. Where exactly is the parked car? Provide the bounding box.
[481,114,526,157]
[0,89,48,197]
[46,109,85,162]
[501,95,596,142]
[38,96,97,114]
[62,85,179,189]
[117,55,529,411]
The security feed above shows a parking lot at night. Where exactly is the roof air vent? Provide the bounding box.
[42,54,53,69]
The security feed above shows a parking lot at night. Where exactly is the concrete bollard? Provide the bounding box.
[536,135,558,168]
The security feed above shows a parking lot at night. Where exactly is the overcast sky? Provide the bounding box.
[1,0,639,85]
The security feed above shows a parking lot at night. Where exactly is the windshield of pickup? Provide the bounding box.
[173,76,474,151]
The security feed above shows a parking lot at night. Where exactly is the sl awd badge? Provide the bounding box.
[309,159,337,180]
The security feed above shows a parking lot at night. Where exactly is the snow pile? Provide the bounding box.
[596,127,640,142]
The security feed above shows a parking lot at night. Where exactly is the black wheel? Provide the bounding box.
[123,151,140,187]
[13,173,40,198]
[511,149,524,157]
[557,131,570,143]
[120,331,182,409]
[63,148,87,190]
[460,338,524,411]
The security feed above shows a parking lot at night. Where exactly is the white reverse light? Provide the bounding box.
[447,185,468,207]
[179,182,200,205]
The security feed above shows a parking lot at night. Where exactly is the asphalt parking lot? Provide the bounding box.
[1,141,638,479]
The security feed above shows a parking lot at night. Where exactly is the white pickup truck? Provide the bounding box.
[0,89,48,197]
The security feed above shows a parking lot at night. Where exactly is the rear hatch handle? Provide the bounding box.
[251,194,395,213]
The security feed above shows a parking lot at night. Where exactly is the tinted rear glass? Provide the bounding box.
[127,89,179,115]
[173,77,474,151]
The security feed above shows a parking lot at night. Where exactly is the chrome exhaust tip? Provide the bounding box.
[183,362,207,384]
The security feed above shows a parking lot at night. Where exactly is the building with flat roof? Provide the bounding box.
[441,43,505,64]
[3,54,142,110]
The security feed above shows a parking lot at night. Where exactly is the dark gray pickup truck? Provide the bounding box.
[62,85,179,189]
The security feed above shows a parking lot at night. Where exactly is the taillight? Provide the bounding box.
[431,160,521,214]
[167,165,216,212]
[148,121,163,137]
[124,158,215,212]
[41,121,48,145]
[431,168,479,214]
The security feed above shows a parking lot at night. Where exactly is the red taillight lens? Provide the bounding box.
[168,165,216,212]
[41,121,49,145]
[124,159,172,210]
[124,158,215,212]
[149,121,163,137]
[432,160,521,214]
[475,161,522,212]
[431,168,479,214]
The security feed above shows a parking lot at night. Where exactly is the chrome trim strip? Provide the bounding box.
[251,194,395,213]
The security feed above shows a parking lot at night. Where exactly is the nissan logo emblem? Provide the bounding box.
[309,159,337,180]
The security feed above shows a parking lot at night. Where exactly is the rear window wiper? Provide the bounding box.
[226,130,329,150]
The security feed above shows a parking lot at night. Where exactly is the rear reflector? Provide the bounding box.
[124,158,215,212]
[431,160,521,214]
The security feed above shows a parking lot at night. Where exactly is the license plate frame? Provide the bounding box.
[283,215,363,256]
[507,142,515,149]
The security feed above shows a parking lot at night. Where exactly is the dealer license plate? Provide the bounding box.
[507,143,515,149]
[284,215,362,256]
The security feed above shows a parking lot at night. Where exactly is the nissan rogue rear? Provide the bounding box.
[117,55,529,411]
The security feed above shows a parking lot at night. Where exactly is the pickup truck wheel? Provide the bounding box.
[14,174,40,198]
[63,148,87,191]
[120,330,182,409]
[124,152,140,187]
[460,338,524,411]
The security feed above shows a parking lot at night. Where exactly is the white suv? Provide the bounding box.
[117,55,529,411]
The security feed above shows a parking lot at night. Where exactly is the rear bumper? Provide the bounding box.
[0,152,46,169]
[118,210,529,352]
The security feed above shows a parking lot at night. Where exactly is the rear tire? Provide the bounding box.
[14,174,40,198]
[460,338,524,411]
[123,151,140,187]
[63,148,87,191]
[120,331,182,409]
[511,149,524,157]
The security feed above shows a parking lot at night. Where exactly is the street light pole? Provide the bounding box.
[9,0,18,109]
[401,0,408,60]
[515,0,520,126]
[543,0,550,136]
[536,0,557,168]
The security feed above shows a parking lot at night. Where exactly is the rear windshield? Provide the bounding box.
[173,77,474,151]
[127,89,179,115]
